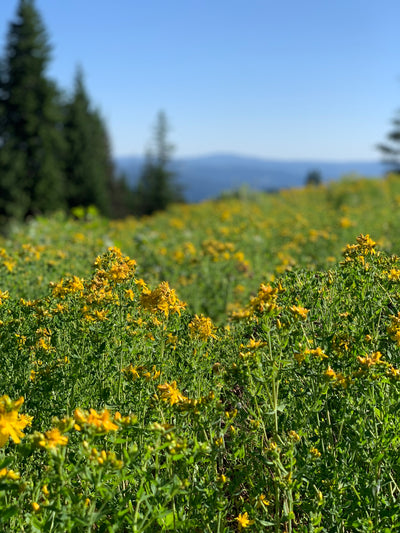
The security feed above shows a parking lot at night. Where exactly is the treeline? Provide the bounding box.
[0,0,182,226]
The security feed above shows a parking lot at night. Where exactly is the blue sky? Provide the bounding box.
[1,0,400,160]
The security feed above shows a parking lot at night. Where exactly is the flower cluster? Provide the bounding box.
[157,381,188,406]
[239,338,267,359]
[357,351,384,368]
[122,364,161,382]
[50,276,85,298]
[93,247,136,284]
[342,234,377,262]
[73,408,119,434]
[289,305,309,320]
[188,314,217,341]
[388,313,400,346]
[140,281,186,318]
[0,290,9,305]
[232,283,281,319]
[295,346,328,363]
[201,239,235,261]
[325,366,349,388]
[33,427,68,450]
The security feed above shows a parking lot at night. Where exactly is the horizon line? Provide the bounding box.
[115,151,384,163]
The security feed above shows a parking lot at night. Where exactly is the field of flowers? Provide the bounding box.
[2,175,400,531]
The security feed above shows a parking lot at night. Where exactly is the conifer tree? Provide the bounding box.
[63,68,111,215]
[108,171,135,219]
[377,108,400,175]
[134,111,183,216]
[0,0,66,222]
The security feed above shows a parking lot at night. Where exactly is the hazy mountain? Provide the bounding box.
[115,153,388,203]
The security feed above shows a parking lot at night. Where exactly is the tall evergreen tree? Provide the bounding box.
[134,111,183,216]
[0,0,66,222]
[63,68,112,215]
[108,171,135,219]
[377,108,400,175]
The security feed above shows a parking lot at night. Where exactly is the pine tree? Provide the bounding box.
[134,111,183,216]
[63,68,112,215]
[377,107,400,174]
[108,171,135,219]
[0,0,66,222]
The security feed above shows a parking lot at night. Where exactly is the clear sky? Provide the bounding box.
[1,0,400,160]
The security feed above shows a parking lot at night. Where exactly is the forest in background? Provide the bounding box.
[0,0,183,227]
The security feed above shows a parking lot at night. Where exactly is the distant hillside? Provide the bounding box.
[115,153,387,203]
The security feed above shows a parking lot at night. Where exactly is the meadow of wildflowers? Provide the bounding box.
[1,176,400,530]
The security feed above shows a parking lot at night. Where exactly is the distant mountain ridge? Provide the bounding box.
[115,153,388,203]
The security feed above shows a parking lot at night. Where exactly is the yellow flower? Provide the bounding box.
[0,290,9,305]
[310,447,321,458]
[304,347,328,360]
[0,468,20,480]
[388,268,400,281]
[122,364,140,380]
[188,314,217,341]
[290,305,309,319]
[357,351,384,368]
[125,288,135,301]
[257,494,269,508]
[215,436,223,447]
[342,234,377,260]
[339,216,353,228]
[122,364,161,382]
[140,281,186,318]
[235,511,255,529]
[31,502,40,512]
[0,395,30,447]
[325,366,337,379]
[37,337,52,351]
[294,352,305,364]
[288,430,300,442]
[325,366,349,388]
[38,428,68,450]
[73,408,119,433]
[51,275,85,298]
[157,381,188,406]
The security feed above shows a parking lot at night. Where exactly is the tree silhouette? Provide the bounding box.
[63,68,112,215]
[377,107,400,174]
[134,111,183,216]
[0,0,66,222]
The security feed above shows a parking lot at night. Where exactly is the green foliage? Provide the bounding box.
[0,177,400,529]
[2,229,400,530]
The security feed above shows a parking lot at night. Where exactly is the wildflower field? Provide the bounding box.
[3,176,400,531]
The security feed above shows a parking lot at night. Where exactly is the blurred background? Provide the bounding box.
[1,0,400,218]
